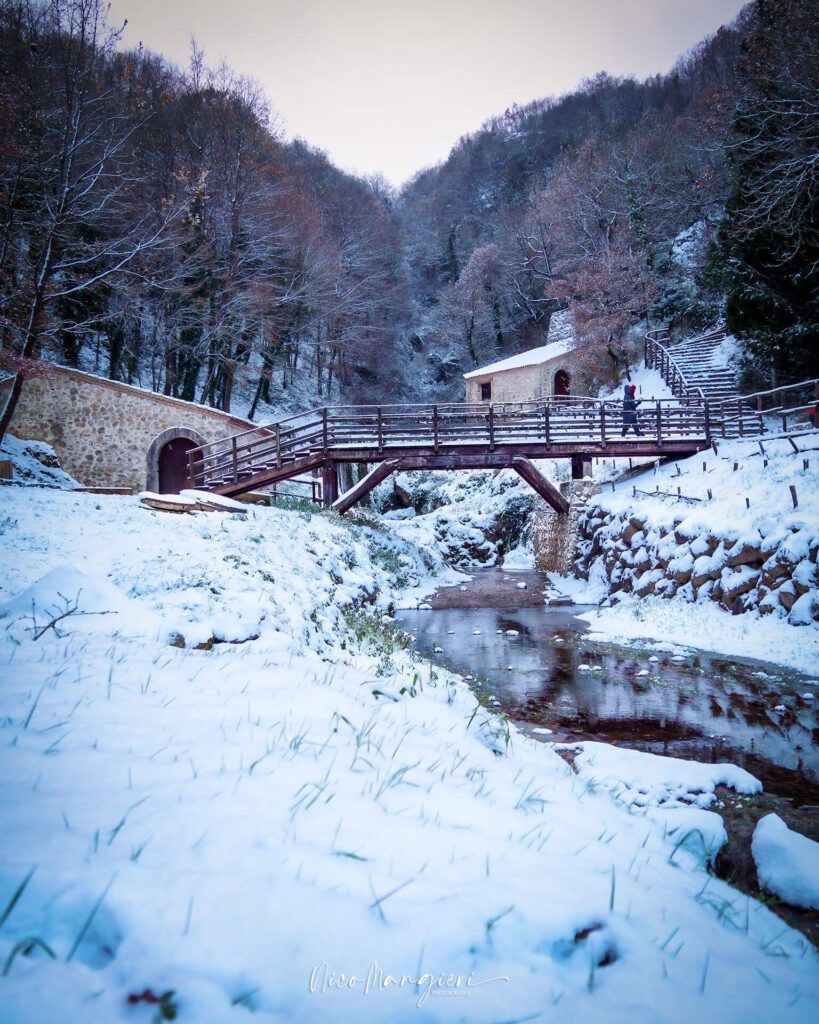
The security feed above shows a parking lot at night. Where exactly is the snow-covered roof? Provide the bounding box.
[463,309,575,379]
[463,338,572,379]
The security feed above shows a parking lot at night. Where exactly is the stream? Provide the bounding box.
[396,567,819,805]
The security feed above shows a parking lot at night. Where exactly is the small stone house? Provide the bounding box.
[464,311,585,404]
[3,365,263,493]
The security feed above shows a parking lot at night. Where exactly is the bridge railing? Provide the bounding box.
[187,396,713,489]
[714,378,819,437]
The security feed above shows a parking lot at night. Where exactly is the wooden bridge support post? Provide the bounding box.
[512,458,570,514]
[332,460,399,516]
[321,462,339,507]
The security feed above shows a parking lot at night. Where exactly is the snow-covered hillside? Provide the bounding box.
[0,487,817,1022]
[566,432,819,671]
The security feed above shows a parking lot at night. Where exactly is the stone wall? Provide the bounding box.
[464,352,586,404]
[533,479,600,573]
[8,366,262,491]
[573,505,819,625]
[466,364,541,404]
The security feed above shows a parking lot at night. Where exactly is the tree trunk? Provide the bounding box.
[0,374,24,445]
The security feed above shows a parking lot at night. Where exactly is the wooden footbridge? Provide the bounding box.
[187,395,715,516]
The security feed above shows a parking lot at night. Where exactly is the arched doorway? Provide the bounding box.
[146,427,208,493]
[553,369,570,399]
[158,437,197,494]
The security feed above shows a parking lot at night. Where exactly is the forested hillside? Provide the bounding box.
[0,0,815,427]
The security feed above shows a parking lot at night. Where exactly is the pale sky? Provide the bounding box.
[110,0,749,186]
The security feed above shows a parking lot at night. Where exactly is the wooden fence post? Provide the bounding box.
[600,401,606,443]
[488,404,495,450]
[232,436,238,484]
[275,423,282,468]
[322,408,328,452]
[433,405,439,449]
[377,407,383,452]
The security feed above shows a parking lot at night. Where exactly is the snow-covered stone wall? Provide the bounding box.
[574,507,819,625]
[8,365,262,490]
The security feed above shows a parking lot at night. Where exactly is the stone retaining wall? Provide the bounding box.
[8,366,261,491]
[573,505,819,625]
[533,480,600,573]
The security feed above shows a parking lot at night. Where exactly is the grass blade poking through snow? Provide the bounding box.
[66,875,116,963]
[23,685,45,729]
[3,937,56,977]
[485,905,514,944]
[700,950,711,994]
[368,876,415,923]
[0,865,36,928]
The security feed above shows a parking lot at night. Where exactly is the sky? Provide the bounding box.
[109,0,749,187]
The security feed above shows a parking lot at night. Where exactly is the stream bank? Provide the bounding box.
[398,568,818,801]
[396,565,819,942]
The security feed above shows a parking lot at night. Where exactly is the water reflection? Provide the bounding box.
[397,603,819,802]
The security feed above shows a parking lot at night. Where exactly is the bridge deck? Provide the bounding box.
[187,396,713,508]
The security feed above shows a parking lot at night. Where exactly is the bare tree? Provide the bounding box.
[0,0,180,438]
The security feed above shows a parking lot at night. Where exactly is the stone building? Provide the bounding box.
[3,365,263,493]
[463,310,585,404]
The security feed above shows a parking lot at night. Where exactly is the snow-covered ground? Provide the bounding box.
[1,485,817,1022]
[578,596,819,675]
[589,433,818,542]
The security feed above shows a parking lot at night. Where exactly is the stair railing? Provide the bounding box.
[644,329,706,405]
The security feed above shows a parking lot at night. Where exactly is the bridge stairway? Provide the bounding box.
[653,328,763,438]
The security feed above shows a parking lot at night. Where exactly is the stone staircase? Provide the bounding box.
[661,328,761,437]
[665,329,735,402]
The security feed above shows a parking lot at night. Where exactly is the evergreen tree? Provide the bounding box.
[714,0,819,382]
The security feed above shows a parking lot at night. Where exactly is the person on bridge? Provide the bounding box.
[621,384,642,436]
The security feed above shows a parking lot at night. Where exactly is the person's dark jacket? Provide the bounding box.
[622,391,641,424]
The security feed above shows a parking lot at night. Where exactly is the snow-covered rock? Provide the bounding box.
[0,434,80,488]
[567,741,762,809]
[752,814,819,910]
[374,467,539,568]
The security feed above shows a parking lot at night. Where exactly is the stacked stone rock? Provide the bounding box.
[533,480,600,575]
[574,507,819,625]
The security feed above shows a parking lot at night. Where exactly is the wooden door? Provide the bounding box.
[554,369,570,399]
[158,438,196,493]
